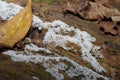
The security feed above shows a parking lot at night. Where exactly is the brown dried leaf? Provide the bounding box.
[0,0,32,48]
[85,2,120,20]
[64,0,90,15]
[65,0,120,20]
[94,0,110,7]
[99,21,118,35]
[64,0,120,35]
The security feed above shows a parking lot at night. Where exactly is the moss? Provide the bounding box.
[25,64,56,80]
[109,63,120,70]
[45,0,54,5]
[33,0,42,3]
[33,0,54,5]
[10,71,25,79]
[95,36,107,43]
[114,66,120,70]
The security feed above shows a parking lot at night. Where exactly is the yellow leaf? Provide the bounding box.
[0,0,32,48]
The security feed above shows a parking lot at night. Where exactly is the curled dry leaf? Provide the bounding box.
[64,0,90,15]
[0,0,32,48]
[65,0,120,20]
[99,21,118,35]
[88,2,120,21]
[64,0,120,35]
[94,0,110,7]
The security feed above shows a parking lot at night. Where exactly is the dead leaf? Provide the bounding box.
[94,0,111,7]
[80,2,120,20]
[64,0,90,15]
[0,0,32,48]
[64,0,120,35]
[64,0,120,20]
[99,21,118,35]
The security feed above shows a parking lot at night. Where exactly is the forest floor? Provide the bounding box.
[0,0,120,80]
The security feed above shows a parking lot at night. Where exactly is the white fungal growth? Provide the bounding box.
[0,0,105,72]
[25,43,52,53]
[3,50,109,80]
[0,0,109,80]
[43,20,106,72]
